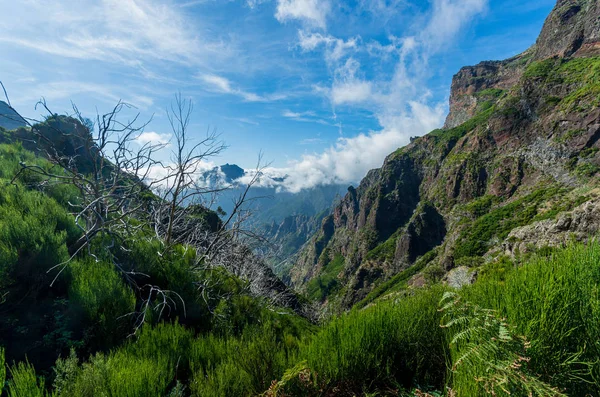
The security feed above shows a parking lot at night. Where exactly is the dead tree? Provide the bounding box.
[151,94,228,250]
[12,100,164,282]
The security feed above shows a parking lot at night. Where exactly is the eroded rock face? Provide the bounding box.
[502,198,600,255]
[534,0,600,59]
[444,56,527,129]
[444,266,477,289]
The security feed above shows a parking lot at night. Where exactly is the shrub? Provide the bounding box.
[7,361,46,397]
[68,259,136,348]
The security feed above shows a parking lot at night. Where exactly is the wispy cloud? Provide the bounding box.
[299,137,326,145]
[298,31,359,62]
[275,0,331,29]
[0,0,233,67]
[223,116,260,126]
[282,110,316,118]
[199,74,286,102]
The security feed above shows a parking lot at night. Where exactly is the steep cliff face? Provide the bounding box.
[293,0,600,308]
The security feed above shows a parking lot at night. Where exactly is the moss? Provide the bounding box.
[523,58,558,79]
[429,105,496,148]
[464,195,497,218]
[580,147,599,158]
[475,88,505,98]
[524,57,600,112]
[555,128,586,143]
[575,162,600,177]
[545,96,562,106]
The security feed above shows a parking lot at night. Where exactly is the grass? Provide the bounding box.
[300,286,448,394]
[459,243,600,395]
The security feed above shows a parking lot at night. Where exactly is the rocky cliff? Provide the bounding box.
[293,0,600,308]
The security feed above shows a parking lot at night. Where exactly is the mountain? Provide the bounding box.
[0,101,26,131]
[292,0,600,308]
[201,164,346,226]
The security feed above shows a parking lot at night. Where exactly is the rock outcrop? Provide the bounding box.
[501,195,600,255]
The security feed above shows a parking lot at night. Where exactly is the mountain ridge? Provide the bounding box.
[291,0,600,308]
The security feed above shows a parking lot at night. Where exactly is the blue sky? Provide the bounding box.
[0,0,555,191]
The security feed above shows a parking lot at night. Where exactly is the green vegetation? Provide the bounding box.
[429,105,496,149]
[458,243,600,395]
[2,74,600,396]
[365,229,401,262]
[524,57,600,112]
[356,248,438,309]
[453,186,571,259]
[305,254,345,301]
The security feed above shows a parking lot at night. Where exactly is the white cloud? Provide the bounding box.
[265,0,488,192]
[282,110,316,118]
[298,31,359,62]
[0,0,232,67]
[135,131,171,145]
[262,102,443,193]
[246,0,270,8]
[423,0,488,53]
[201,74,234,93]
[199,74,286,102]
[331,80,373,105]
[275,0,331,29]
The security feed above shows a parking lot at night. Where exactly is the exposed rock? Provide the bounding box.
[407,273,428,289]
[444,266,477,289]
[534,0,600,59]
[501,197,600,255]
[395,203,446,266]
[444,54,528,129]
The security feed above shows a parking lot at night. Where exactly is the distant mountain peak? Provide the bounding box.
[0,101,27,131]
[219,163,245,182]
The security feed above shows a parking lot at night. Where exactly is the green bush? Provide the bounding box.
[7,361,46,397]
[68,259,136,348]
[0,185,78,289]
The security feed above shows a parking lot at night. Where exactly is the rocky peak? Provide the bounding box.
[445,0,600,130]
[444,54,528,129]
[534,0,600,60]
